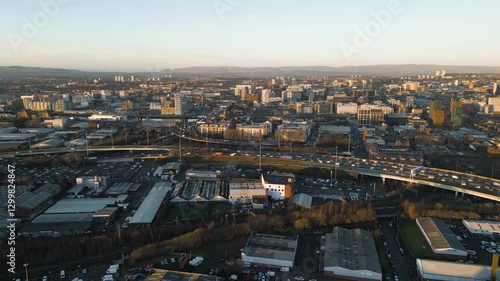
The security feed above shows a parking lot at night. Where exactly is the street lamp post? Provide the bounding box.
[334,146,338,183]
[85,130,89,158]
[348,134,351,156]
[23,263,29,281]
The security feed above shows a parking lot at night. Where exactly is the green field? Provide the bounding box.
[400,222,433,258]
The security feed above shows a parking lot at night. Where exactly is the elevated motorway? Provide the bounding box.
[296,155,500,202]
[0,145,171,157]
[172,131,277,147]
[199,153,500,202]
[1,144,498,202]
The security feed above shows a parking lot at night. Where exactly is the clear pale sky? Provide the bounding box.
[1,0,499,71]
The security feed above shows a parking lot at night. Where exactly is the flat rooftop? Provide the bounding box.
[416,259,499,280]
[105,182,140,195]
[416,217,466,252]
[129,182,173,224]
[243,233,298,262]
[230,179,265,190]
[32,213,93,223]
[322,227,381,274]
[45,198,115,214]
[462,219,500,234]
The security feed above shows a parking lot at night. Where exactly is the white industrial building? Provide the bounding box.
[260,173,293,200]
[416,258,499,281]
[462,219,500,236]
[229,179,267,204]
[321,227,382,281]
[416,217,468,259]
[129,182,173,224]
[241,233,298,269]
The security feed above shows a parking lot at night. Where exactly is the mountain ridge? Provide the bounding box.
[2,64,500,79]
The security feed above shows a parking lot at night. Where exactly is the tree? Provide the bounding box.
[294,218,311,229]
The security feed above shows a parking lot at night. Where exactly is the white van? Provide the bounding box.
[61,270,66,278]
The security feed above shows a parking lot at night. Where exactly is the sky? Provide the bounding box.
[1,0,499,71]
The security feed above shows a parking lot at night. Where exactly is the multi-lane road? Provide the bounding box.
[2,145,499,202]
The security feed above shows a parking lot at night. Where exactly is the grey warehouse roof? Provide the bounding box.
[129,182,173,224]
[322,227,382,274]
[416,217,466,251]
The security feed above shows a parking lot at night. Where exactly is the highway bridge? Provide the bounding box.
[198,153,500,202]
[1,145,499,202]
[0,145,171,157]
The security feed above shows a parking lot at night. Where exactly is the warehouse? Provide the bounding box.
[462,219,500,236]
[105,182,140,195]
[416,258,499,281]
[129,182,173,224]
[321,227,382,281]
[416,217,467,259]
[241,233,298,269]
[288,193,313,208]
[19,213,93,237]
[31,139,65,149]
[44,198,116,214]
[15,183,61,220]
[229,179,267,204]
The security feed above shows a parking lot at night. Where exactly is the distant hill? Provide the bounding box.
[0,66,87,79]
[164,65,500,77]
[2,64,500,80]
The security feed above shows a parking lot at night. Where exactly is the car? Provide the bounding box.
[209,269,215,275]
[43,277,48,281]
[171,258,176,263]
[294,276,305,281]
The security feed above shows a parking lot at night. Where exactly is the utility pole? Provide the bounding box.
[334,146,338,183]
[330,170,333,188]
[348,134,351,156]
[259,135,262,170]
[178,135,182,162]
[85,130,89,158]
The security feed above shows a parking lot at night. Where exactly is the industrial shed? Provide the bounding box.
[241,233,298,269]
[416,217,467,259]
[321,227,382,281]
[129,182,173,224]
[416,258,499,281]
[462,219,500,236]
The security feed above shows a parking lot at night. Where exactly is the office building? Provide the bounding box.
[336,102,358,115]
[450,101,462,128]
[357,104,393,126]
[121,100,135,111]
[261,89,272,104]
[174,93,184,115]
[234,85,252,97]
[430,100,445,127]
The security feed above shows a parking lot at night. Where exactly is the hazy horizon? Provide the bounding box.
[2,0,499,71]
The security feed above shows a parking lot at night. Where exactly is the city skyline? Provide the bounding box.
[2,0,500,71]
